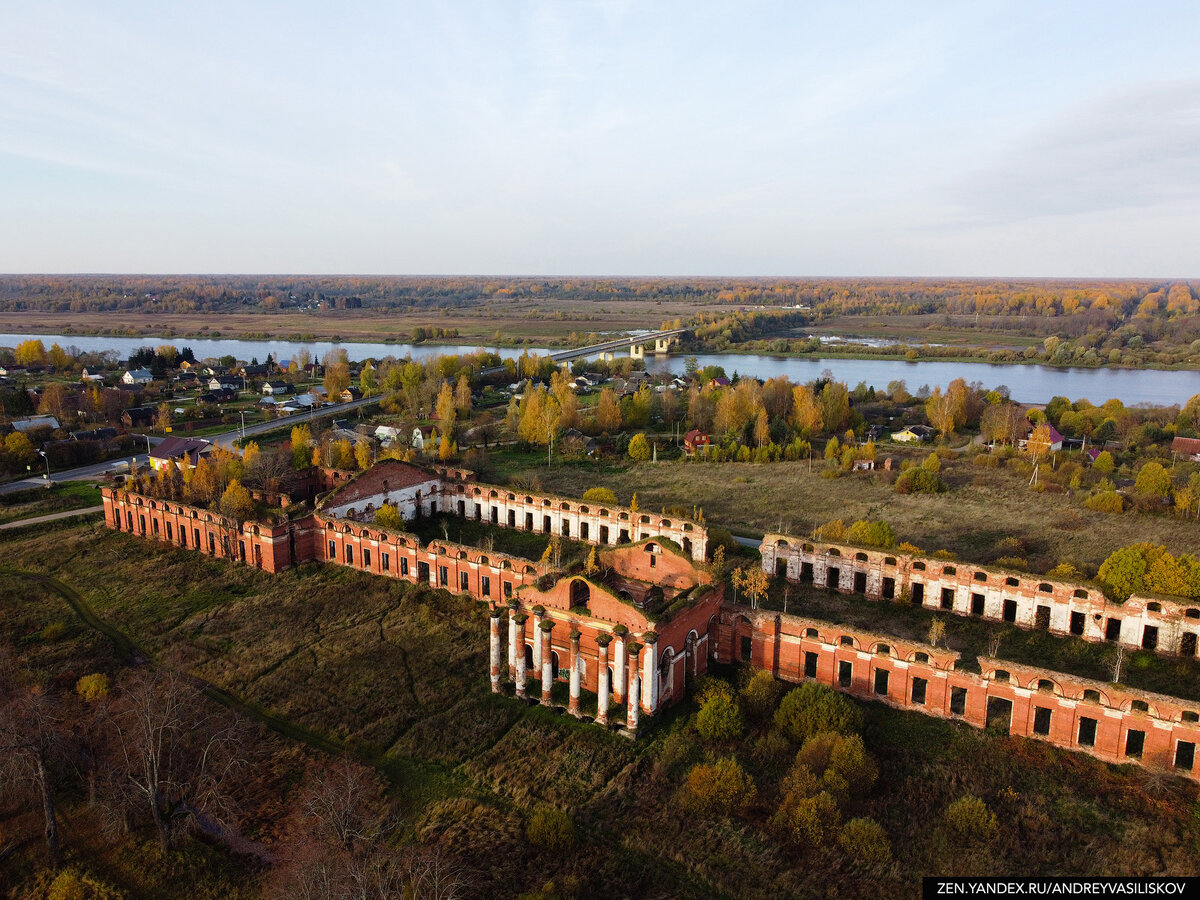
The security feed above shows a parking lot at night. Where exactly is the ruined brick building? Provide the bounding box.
[102,459,1200,780]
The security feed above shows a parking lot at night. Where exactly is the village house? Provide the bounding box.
[1172,436,1200,462]
[121,406,157,428]
[149,436,212,472]
[122,368,153,386]
[262,380,294,396]
[683,429,711,455]
[208,375,244,392]
[891,424,933,443]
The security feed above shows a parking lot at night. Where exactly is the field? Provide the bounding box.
[0,481,104,525]
[3,519,1200,897]
[0,297,732,349]
[491,452,1200,575]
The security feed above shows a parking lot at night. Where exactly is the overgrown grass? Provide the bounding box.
[0,481,104,525]
[498,455,1200,573]
[5,521,1200,898]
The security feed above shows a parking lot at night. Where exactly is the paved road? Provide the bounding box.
[0,395,378,496]
[0,505,104,530]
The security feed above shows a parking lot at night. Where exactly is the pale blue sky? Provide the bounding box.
[2,2,1198,275]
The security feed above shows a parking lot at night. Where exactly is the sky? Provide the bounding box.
[1,1,1198,276]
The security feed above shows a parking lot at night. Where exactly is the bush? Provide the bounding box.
[772,789,840,847]
[46,868,126,900]
[774,683,863,744]
[741,670,781,721]
[895,467,944,495]
[40,621,67,642]
[681,757,757,817]
[945,795,998,843]
[839,817,892,866]
[795,732,878,801]
[695,691,744,742]
[75,673,110,703]
[582,486,618,504]
[527,805,575,852]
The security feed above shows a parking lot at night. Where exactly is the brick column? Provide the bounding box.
[596,634,612,725]
[540,620,555,706]
[506,600,519,677]
[642,632,659,714]
[612,628,627,704]
[489,608,502,694]
[513,613,528,700]
[568,630,582,717]
[532,606,545,672]
[626,642,642,732]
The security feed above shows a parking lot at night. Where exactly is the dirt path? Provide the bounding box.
[0,505,104,530]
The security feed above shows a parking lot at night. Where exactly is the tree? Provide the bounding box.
[374,503,403,531]
[774,683,863,744]
[155,402,172,432]
[595,387,622,434]
[753,408,770,448]
[582,487,618,504]
[927,618,946,648]
[359,361,376,397]
[741,670,781,721]
[291,425,313,469]
[627,433,651,462]
[695,691,743,742]
[5,430,37,471]
[1026,423,1053,465]
[1093,450,1115,475]
[102,669,249,853]
[741,566,770,609]
[820,382,850,434]
[1134,461,1172,500]
[355,440,373,471]
[926,387,963,438]
[824,436,840,460]
[38,382,68,420]
[15,338,48,366]
[219,479,254,522]
[0,678,68,868]
[454,373,472,415]
[323,362,351,399]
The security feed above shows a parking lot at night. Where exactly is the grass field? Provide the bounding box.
[493,453,1200,574]
[0,481,104,525]
[3,520,1199,898]
[0,297,734,348]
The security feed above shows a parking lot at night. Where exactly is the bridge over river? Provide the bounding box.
[479,327,688,376]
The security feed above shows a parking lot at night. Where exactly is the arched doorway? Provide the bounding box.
[570,579,590,611]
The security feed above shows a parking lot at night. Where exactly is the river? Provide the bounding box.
[3,332,1197,407]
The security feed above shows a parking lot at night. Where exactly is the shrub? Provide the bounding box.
[1086,491,1124,513]
[741,670,781,721]
[839,817,893,866]
[945,795,998,842]
[40,621,67,642]
[681,757,757,817]
[46,868,125,900]
[1134,461,1172,499]
[527,805,575,852]
[695,691,744,742]
[75,673,110,703]
[772,789,840,847]
[845,519,897,549]
[796,732,878,801]
[1093,450,1115,475]
[582,486,618,504]
[923,452,941,473]
[774,683,863,744]
[895,467,944,495]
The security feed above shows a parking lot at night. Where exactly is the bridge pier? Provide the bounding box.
[631,344,644,360]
